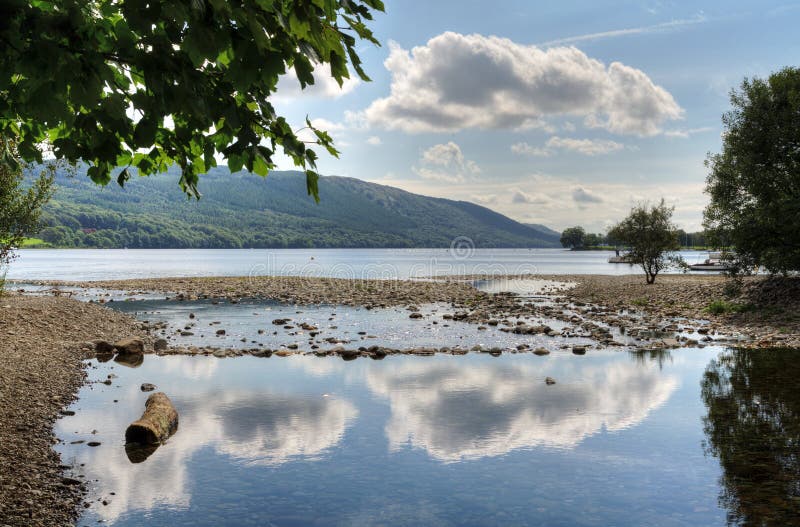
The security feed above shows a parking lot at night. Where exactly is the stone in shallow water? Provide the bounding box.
[114,338,144,354]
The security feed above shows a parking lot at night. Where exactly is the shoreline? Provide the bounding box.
[0,295,147,527]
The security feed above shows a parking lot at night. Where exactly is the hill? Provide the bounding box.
[29,166,560,249]
[525,223,561,238]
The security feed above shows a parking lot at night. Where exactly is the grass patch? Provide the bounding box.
[704,299,754,315]
[631,297,649,307]
[20,237,51,248]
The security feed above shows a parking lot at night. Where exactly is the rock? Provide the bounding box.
[125,392,179,445]
[409,312,423,319]
[572,346,587,355]
[154,338,168,352]
[215,329,226,336]
[339,349,360,361]
[533,348,550,356]
[114,338,144,354]
[545,377,556,385]
[140,383,156,392]
[94,340,115,353]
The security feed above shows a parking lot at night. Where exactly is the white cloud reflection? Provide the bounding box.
[365,360,678,461]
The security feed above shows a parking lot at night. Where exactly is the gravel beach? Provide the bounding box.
[0,295,146,527]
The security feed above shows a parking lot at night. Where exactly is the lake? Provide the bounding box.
[26,252,795,526]
[10,248,715,281]
[56,347,800,527]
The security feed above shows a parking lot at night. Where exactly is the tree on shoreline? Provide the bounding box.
[560,226,586,249]
[704,67,800,274]
[608,200,682,284]
[0,1,384,199]
[0,139,54,286]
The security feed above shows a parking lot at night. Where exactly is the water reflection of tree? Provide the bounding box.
[701,348,800,526]
[629,348,673,370]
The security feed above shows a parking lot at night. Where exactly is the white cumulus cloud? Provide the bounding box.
[572,186,604,204]
[275,63,360,101]
[511,189,550,205]
[363,32,683,136]
[413,142,481,183]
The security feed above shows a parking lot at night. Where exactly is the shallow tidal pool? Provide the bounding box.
[52,345,800,527]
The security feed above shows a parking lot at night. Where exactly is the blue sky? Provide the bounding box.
[272,0,800,231]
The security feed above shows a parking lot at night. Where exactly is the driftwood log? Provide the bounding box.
[125,392,179,445]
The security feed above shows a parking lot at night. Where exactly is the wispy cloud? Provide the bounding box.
[663,126,716,138]
[512,137,625,157]
[540,14,706,47]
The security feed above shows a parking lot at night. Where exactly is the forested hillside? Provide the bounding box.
[29,166,560,249]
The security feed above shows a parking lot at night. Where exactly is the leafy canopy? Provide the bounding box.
[0,0,384,198]
[608,199,682,284]
[703,67,800,274]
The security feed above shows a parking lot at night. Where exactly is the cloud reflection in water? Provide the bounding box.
[365,359,678,461]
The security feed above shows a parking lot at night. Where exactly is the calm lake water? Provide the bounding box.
[10,248,714,281]
[28,252,794,526]
[55,348,800,527]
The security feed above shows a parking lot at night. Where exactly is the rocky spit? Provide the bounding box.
[550,274,800,348]
[30,275,487,308]
[0,295,147,527]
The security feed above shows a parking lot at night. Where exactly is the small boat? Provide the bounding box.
[608,253,635,264]
[689,252,733,271]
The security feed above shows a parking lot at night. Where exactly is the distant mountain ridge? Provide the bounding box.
[31,166,560,249]
[525,223,561,237]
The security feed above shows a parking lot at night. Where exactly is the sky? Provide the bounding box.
[271,0,800,232]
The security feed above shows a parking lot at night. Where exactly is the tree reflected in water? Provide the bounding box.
[629,348,673,370]
[702,348,800,526]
